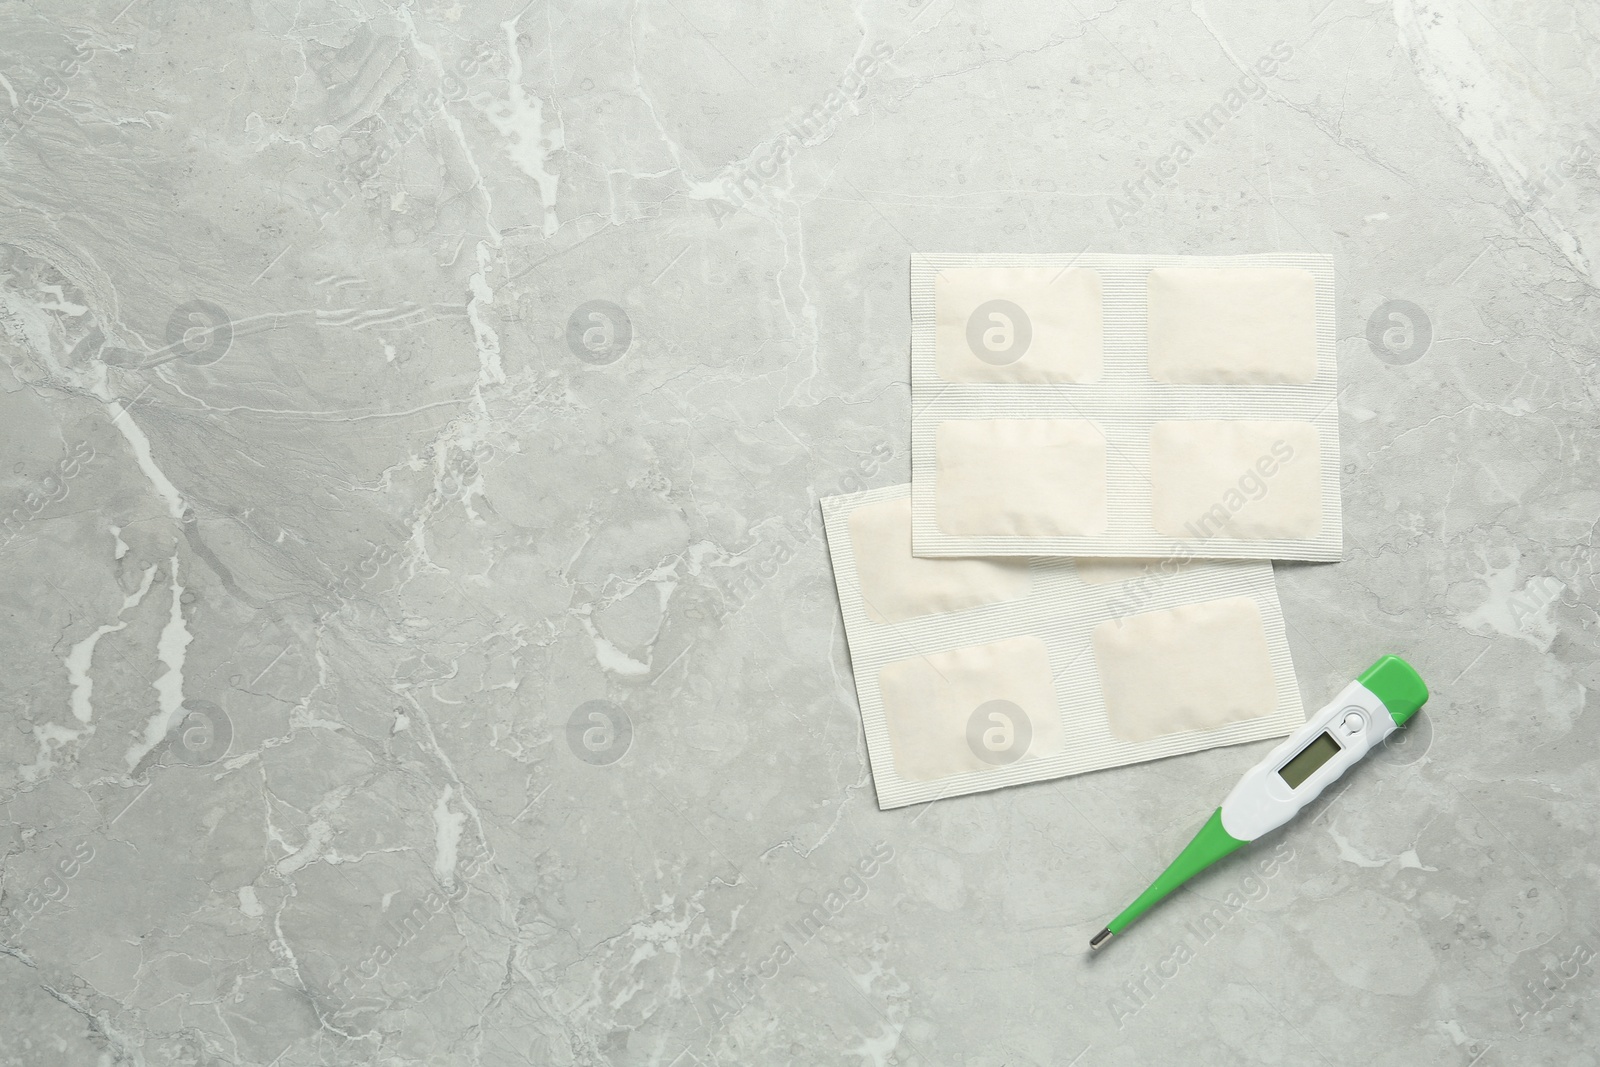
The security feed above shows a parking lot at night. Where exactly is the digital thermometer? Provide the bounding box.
[1089,655,1429,951]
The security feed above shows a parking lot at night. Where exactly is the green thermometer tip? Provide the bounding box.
[1088,808,1247,952]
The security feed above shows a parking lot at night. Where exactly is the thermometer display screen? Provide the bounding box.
[1278,732,1340,789]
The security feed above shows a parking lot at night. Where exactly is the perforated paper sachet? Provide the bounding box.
[909,253,1342,562]
[823,483,1307,810]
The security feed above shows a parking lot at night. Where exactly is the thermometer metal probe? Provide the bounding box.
[1090,655,1429,951]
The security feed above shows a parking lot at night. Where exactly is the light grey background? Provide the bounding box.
[1,1,1595,1065]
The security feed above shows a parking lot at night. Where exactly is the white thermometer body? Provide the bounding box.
[1220,678,1397,841]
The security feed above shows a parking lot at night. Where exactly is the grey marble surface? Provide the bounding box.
[1,1,1596,1064]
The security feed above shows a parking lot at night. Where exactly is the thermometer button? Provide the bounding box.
[1338,708,1366,735]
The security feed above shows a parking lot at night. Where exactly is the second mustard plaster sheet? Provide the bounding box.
[824,483,1307,810]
